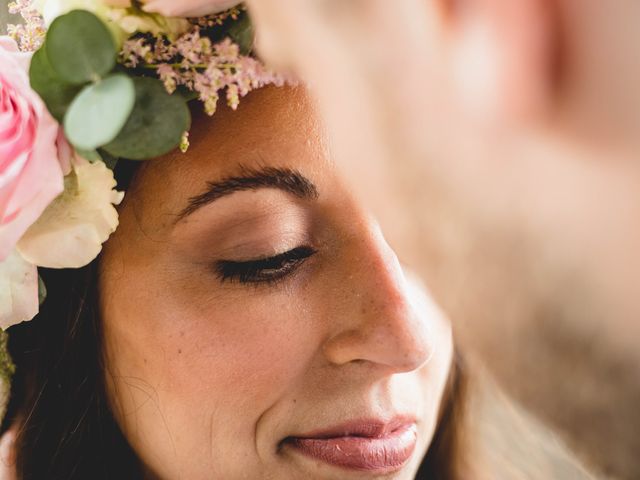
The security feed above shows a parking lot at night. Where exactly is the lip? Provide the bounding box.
[284,417,418,473]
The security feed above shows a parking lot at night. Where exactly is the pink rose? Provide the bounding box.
[0,36,64,261]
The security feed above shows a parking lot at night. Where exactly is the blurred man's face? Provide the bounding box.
[412,0,640,352]
[245,1,640,475]
[381,1,640,474]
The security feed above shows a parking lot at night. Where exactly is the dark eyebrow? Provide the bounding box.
[176,166,319,221]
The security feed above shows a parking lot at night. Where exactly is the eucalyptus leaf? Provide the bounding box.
[103,77,191,160]
[227,11,254,55]
[97,149,119,170]
[64,73,135,151]
[37,275,47,306]
[29,47,81,122]
[45,10,117,85]
[76,148,119,169]
[75,148,103,162]
[175,85,199,103]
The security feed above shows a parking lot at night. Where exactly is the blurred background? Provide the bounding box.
[1,0,19,34]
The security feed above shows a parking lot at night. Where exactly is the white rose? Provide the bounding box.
[140,0,240,17]
[106,10,190,39]
[36,0,103,25]
[17,156,124,269]
[35,0,129,45]
[35,0,191,45]
[0,250,38,330]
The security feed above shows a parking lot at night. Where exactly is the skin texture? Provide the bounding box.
[98,87,453,480]
[243,0,640,478]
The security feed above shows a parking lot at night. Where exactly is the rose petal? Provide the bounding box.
[17,158,124,268]
[0,94,36,169]
[108,10,190,37]
[0,37,64,261]
[102,0,131,7]
[0,151,29,222]
[40,0,107,26]
[55,128,73,176]
[0,114,63,260]
[141,0,240,18]
[0,250,38,329]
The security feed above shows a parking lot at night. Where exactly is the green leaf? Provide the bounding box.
[103,77,191,160]
[175,85,199,103]
[29,47,81,122]
[75,148,103,162]
[227,11,254,55]
[45,10,117,85]
[37,274,47,306]
[97,149,119,170]
[64,73,136,151]
[75,148,119,169]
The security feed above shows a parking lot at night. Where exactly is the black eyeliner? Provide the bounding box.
[216,246,317,284]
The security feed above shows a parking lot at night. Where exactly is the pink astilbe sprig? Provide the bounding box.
[120,27,291,115]
[119,37,153,68]
[188,6,244,28]
[7,0,46,52]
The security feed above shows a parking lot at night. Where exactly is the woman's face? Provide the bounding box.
[99,87,453,480]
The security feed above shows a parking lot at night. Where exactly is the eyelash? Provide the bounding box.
[215,246,317,285]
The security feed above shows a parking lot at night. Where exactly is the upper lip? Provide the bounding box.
[288,416,417,440]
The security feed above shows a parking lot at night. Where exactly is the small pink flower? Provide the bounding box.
[0,36,64,261]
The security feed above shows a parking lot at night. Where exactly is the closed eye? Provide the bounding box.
[215,246,317,285]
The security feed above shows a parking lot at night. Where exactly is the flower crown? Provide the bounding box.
[0,1,290,338]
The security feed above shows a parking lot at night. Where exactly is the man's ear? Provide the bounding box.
[446,0,559,127]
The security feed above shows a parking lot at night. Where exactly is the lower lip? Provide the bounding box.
[287,423,418,473]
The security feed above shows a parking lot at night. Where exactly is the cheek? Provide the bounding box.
[102,269,324,477]
[102,268,322,432]
[176,295,318,405]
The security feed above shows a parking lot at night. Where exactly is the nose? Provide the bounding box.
[322,227,435,373]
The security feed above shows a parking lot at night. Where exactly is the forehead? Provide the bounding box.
[125,86,329,227]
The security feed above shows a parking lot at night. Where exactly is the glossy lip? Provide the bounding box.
[283,417,418,473]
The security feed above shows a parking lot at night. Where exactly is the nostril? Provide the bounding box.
[400,334,434,371]
[375,317,434,372]
[321,310,434,373]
